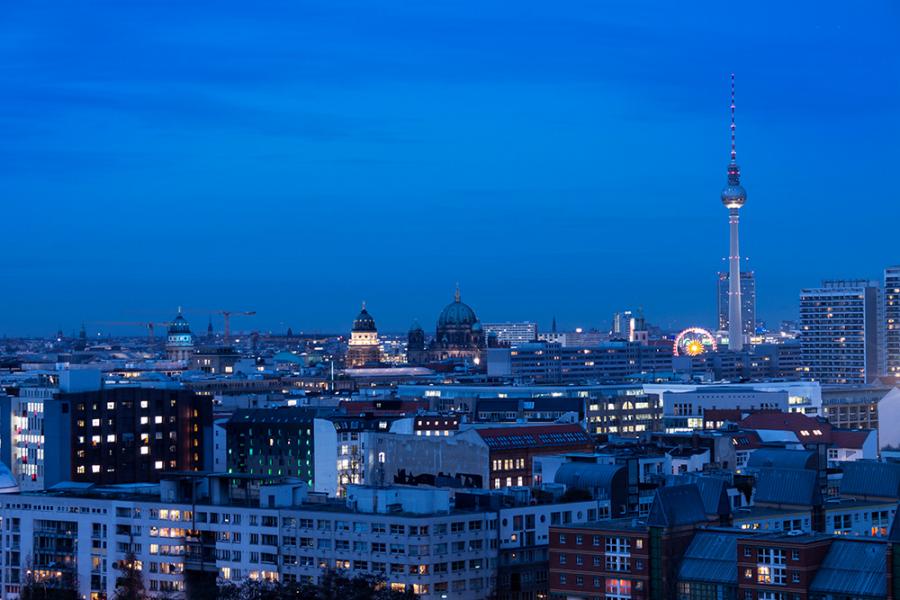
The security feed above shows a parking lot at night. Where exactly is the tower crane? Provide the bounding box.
[217,310,256,343]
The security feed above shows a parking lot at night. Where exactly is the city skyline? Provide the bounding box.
[3,1,899,336]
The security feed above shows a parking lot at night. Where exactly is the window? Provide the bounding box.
[757,548,786,585]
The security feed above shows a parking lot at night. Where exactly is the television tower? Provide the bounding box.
[721,74,747,351]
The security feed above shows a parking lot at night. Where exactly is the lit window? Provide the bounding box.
[107,434,116,443]
[141,447,150,455]
[92,465,100,473]
[141,401,148,409]
[155,461,164,469]
[155,416,163,424]
[141,417,149,425]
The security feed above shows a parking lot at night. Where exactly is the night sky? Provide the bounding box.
[2,1,899,337]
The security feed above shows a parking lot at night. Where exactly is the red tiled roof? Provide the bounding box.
[475,423,592,450]
[731,430,763,449]
[738,412,832,441]
[830,429,871,450]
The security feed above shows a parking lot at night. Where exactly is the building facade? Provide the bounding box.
[800,280,882,385]
[345,304,381,368]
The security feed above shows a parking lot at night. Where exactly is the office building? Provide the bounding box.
[487,342,673,384]
[800,280,882,384]
[482,322,537,346]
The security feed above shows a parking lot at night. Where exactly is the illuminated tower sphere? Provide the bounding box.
[166,308,194,361]
[346,302,381,367]
[721,74,747,351]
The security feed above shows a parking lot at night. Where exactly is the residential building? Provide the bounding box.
[800,280,883,384]
[886,266,900,380]
[0,477,498,600]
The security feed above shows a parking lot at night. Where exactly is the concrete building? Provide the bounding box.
[482,322,538,346]
[886,266,900,380]
[800,279,883,384]
[0,477,498,600]
[0,370,211,491]
[487,341,673,384]
[644,381,823,417]
[658,386,789,433]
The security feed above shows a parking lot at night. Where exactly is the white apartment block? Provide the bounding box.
[0,477,499,600]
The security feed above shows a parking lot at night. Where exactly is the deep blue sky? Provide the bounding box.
[2,1,899,337]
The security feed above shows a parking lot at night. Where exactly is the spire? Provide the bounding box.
[730,73,737,163]
[454,283,461,303]
[361,300,367,311]
[727,73,742,187]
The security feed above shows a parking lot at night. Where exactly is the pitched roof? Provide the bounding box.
[668,474,731,518]
[474,423,592,450]
[754,468,821,507]
[677,530,741,584]
[840,460,900,499]
[646,484,708,528]
[830,429,872,450]
[739,412,832,442]
[746,448,818,470]
[731,430,763,450]
[810,540,886,597]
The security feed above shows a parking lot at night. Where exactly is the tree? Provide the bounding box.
[113,552,148,600]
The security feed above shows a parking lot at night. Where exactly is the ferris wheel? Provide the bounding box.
[673,327,717,357]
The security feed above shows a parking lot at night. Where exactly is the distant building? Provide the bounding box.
[191,345,241,374]
[487,341,672,384]
[717,270,756,337]
[800,280,882,384]
[165,309,194,361]
[407,286,486,367]
[345,304,381,367]
[482,322,537,346]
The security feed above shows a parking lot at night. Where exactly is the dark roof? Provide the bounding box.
[352,307,377,332]
[677,530,741,584]
[810,540,886,597]
[554,463,623,491]
[830,429,872,449]
[840,460,900,499]
[646,484,708,528]
[228,407,326,425]
[753,468,821,507]
[668,474,731,518]
[746,448,817,470]
[475,424,592,450]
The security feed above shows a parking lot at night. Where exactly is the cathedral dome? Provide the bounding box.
[168,310,191,335]
[438,289,478,328]
[352,305,377,332]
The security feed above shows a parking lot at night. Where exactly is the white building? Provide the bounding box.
[0,477,498,600]
[482,322,537,346]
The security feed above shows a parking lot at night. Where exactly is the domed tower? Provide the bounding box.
[346,302,381,367]
[166,308,194,361]
[432,285,485,361]
[408,320,425,352]
[721,74,747,351]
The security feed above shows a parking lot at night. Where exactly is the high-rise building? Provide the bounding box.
[721,74,748,351]
[800,280,882,385]
[482,322,537,346]
[717,271,756,337]
[886,266,900,379]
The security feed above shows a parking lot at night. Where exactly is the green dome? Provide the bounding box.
[438,288,477,328]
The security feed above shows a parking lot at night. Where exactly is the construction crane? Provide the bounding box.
[218,310,256,343]
[89,321,170,344]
